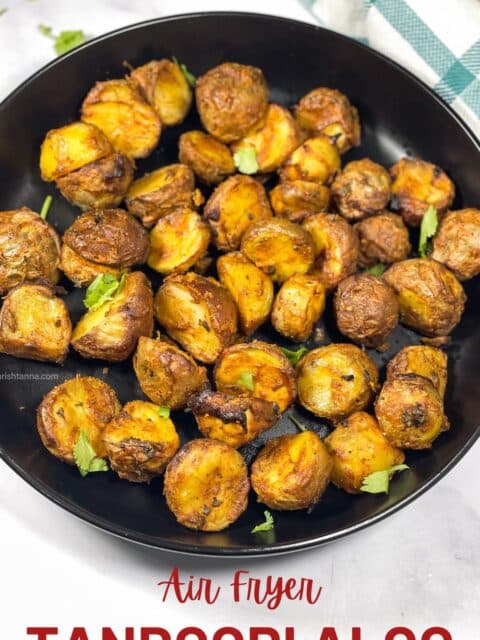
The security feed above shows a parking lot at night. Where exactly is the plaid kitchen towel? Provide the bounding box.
[301,0,480,137]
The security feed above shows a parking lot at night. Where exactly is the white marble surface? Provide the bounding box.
[1,1,479,638]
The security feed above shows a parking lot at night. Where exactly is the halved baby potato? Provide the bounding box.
[354,212,412,268]
[386,345,448,399]
[279,134,341,185]
[269,180,330,222]
[179,130,235,185]
[60,244,123,288]
[271,274,326,342]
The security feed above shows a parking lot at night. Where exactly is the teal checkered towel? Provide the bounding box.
[302,0,480,137]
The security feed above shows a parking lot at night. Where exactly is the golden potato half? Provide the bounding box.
[179,130,235,185]
[386,345,447,399]
[354,212,411,268]
[431,208,480,280]
[60,244,123,288]
[269,180,330,222]
[279,134,341,185]
[164,438,250,531]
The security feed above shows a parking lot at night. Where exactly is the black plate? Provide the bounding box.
[1,12,479,556]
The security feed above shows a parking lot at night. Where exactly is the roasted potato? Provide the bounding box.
[324,412,405,494]
[390,157,455,226]
[384,258,466,337]
[217,251,274,336]
[241,218,314,283]
[0,207,60,295]
[204,175,272,251]
[164,438,250,531]
[294,87,361,153]
[59,244,123,288]
[103,400,180,483]
[296,344,378,421]
[269,180,330,222]
[37,376,120,464]
[354,212,411,268]
[71,271,154,361]
[188,389,280,448]
[154,273,238,364]
[133,336,209,410]
[0,283,71,363]
[431,208,480,280]
[278,134,341,185]
[331,158,391,220]
[334,274,399,348]
[302,212,359,291]
[178,130,235,185]
[251,431,333,511]
[375,374,448,449]
[386,345,447,399]
[214,340,296,412]
[195,62,268,142]
[271,274,326,342]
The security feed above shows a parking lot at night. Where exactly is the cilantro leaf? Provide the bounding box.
[234,147,259,175]
[39,195,52,220]
[158,406,170,419]
[73,430,108,477]
[364,263,386,276]
[38,24,52,37]
[172,56,196,88]
[84,273,126,311]
[280,345,308,366]
[251,510,275,533]
[236,371,254,391]
[360,464,410,495]
[38,24,87,55]
[418,205,438,258]
[289,414,307,432]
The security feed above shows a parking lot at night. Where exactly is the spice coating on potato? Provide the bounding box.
[103,400,180,483]
[386,345,447,399]
[431,208,480,280]
[354,212,411,268]
[279,135,341,185]
[269,180,330,222]
[133,336,209,410]
[179,130,235,185]
[195,62,268,143]
[325,412,405,494]
[271,274,326,342]
[0,283,71,363]
[296,344,378,421]
[214,340,296,412]
[164,438,250,531]
[384,258,466,337]
[154,273,238,364]
[60,244,123,288]
[251,431,333,511]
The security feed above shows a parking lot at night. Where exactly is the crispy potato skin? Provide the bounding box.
[0,208,60,295]
[0,283,71,363]
[133,336,209,410]
[331,158,391,220]
[302,213,359,291]
[431,208,480,280]
[271,274,326,342]
[241,218,314,283]
[251,431,333,510]
[204,175,272,251]
[71,271,154,361]
[296,344,378,421]
[195,62,268,143]
[103,400,180,483]
[214,340,296,412]
[375,374,448,449]
[56,153,134,210]
[334,274,399,348]
[386,345,447,399]
[390,158,455,226]
[384,258,466,337]
[189,389,280,448]
[60,244,123,288]
[147,208,211,275]
[179,130,235,185]
[325,412,405,494]
[37,376,120,464]
[164,438,250,531]
[279,135,341,185]
[154,273,238,364]
[269,180,330,222]
[294,87,361,153]
[217,252,274,336]
[354,212,411,268]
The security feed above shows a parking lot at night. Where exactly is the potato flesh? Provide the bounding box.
[279,135,341,185]
[179,130,235,185]
[271,274,325,342]
[386,345,447,399]
[60,244,123,288]
[269,180,330,222]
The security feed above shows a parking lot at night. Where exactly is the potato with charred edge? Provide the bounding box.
[0,207,60,295]
[390,158,455,226]
[72,272,154,361]
[251,431,333,511]
[354,212,411,268]
[386,345,447,399]
[279,135,341,185]
[375,374,448,449]
[384,258,466,337]
[432,208,480,280]
[331,158,391,221]
[154,273,238,364]
[188,389,280,449]
[241,218,314,283]
[0,283,71,363]
[133,336,209,410]
[214,340,296,412]
[103,400,180,483]
[60,245,123,288]
[296,344,378,421]
[37,376,120,464]
[294,87,361,153]
[334,274,399,348]
[164,438,250,531]
[179,131,235,185]
[217,252,274,336]
[269,180,330,222]
[271,274,326,342]
[325,412,405,494]
[302,213,359,291]
[204,175,272,251]
[195,62,268,143]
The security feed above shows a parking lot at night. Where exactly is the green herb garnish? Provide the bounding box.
[280,345,308,366]
[73,430,108,477]
[84,273,126,311]
[364,263,386,276]
[38,24,87,55]
[418,205,438,258]
[158,406,170,419]
[39,195,52,220]
[172,56,196,88]
[233,146,259,175]
[251,510,275,533]
[289,414,307,432]
[236,371,254,391]
[360,464,410,495]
